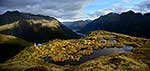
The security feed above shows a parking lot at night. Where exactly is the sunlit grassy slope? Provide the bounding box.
[0,22,18,32]
[0,30,149,71]
[0,34,32,46]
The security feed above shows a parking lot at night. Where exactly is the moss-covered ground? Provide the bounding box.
[0,30,149,71]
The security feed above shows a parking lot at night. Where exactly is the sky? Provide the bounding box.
[0,0,150,22]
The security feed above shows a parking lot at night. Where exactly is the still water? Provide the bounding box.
[43,45,133,66]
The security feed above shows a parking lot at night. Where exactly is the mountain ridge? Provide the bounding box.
[80,10,150,38]
[0,11,80,43]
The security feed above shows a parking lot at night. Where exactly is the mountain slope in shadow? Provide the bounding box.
[0,34,32,63]
[80,10,150,38]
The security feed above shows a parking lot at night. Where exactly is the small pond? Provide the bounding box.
[76,32,86,36]
[43,45,133,66]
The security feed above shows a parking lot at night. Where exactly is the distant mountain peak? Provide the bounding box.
[107,12,119,15]
[62,19,92,32]
[4,11,20,15]
[103,12,120,18]
[121,10,135,15]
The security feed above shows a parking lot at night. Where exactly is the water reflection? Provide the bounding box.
[43,45,133,66]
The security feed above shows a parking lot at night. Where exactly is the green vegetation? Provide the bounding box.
[0,30,149,71]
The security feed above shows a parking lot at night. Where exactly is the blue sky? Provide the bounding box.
[0,0,149,21]
[85,0,119,14]
[85,0,143,12]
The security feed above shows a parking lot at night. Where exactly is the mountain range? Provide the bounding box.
[80,10,150,38]
[0,10,150,71]
[63,20,92,32]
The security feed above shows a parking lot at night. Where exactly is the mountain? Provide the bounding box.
[0,34,32,63]
[62,20,91,32]
[80,10,150,38]
[0,11,80,43]
[0,30,149,71]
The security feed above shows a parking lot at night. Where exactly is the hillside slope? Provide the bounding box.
[0,11,79,43]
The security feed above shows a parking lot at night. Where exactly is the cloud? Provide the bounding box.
[88,5,131,18]
[88,9,113,18]
[0,0,92,20]
[137,0,150,12]
[88,0,150,18]
[1,0,150,21]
